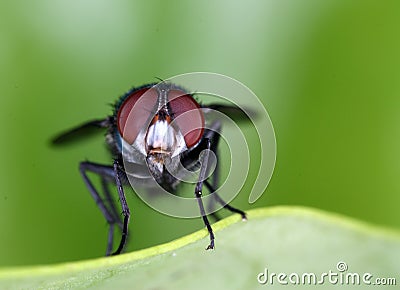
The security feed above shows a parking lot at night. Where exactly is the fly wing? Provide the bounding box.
[51,118,110,146]
[202,103,257,123]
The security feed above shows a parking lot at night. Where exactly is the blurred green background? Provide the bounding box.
[1,0,400,266]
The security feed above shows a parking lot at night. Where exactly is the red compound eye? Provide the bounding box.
[117,87,158,144]
[117,86,204,148]
[168,89,204,148]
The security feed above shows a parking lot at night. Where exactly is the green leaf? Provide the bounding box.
[1,206,399,289]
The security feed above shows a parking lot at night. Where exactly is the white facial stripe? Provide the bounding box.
[146,120,176,151]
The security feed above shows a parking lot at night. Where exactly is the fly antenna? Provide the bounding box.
[154,76,166,83]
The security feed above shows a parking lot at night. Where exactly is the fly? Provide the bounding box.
[52,81,247,256]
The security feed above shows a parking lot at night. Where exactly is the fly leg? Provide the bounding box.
[207,151,223,222]
[197,120,223,222]
[203,121,247,221]
[100,177,123,255]
[79,160,130,256]
[204,180,247,220]
[111,159,131,255]
[195,138,215,250]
